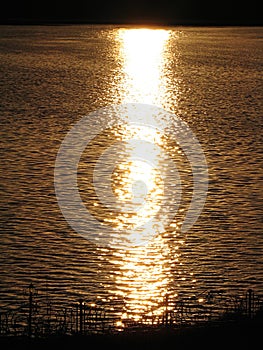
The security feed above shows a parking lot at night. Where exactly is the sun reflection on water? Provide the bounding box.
[118,28,170,105]
[103,28,185,324]
[105,123,165,237]
[110,238,181,326]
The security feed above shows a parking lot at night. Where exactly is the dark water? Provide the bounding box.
[0,25,262,322]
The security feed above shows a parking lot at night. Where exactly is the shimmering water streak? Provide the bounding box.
[68,103,190,249]
[118,28,170,105]
[106,29,181,323]
[109,237,182,325]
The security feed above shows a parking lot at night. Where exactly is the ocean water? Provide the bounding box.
[0,25,262,322]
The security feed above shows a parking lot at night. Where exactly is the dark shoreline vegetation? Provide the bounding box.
[0,315,262,349]
[0,288,262,349]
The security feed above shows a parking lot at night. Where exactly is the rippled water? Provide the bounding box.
[0,25,262,323]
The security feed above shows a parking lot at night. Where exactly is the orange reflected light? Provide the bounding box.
[118,28,170,105]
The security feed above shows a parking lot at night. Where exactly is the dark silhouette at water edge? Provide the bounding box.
[0,286,262,349]
[0,314,262,349]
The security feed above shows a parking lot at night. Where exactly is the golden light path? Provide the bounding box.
[118,28,170,105]
[106,28,187,327]
[111,28,171,236]
[106,123,165,239]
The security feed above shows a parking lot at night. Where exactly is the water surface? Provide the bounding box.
[0,25,262,323]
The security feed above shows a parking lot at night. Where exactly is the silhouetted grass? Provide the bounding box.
[1,314,262,350]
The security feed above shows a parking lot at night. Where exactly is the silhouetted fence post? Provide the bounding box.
[79,299,84,335]
[75,304,78,333]
[164,294,169,327]
[28,283,34,337]
[247,289,253,319]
